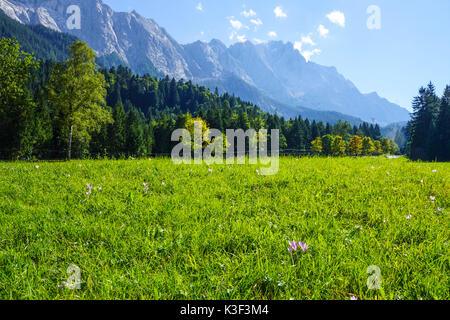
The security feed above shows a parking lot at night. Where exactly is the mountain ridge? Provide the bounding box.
[0,0,411,125]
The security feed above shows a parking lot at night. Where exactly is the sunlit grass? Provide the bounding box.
[0,157,448,300]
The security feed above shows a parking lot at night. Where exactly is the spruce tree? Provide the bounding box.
[437,86,450,160]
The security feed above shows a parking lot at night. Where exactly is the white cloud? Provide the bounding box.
[293,41,303,52]
[274,6,287,18]
[301,35,316,46]
[241,9,256,18]
[301,49,321,62]
[318,24,329,37]
[268,31,277,38]
[250,18,263,26]
[236,35,248,43]
[229,31,236,40]
[294,41,321,62]
[327,10,345,27]
[196,2,203,11]
[229,18,244,30]
[253,38,267,44]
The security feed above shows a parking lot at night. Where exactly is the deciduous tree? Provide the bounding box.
[47,41,112,160]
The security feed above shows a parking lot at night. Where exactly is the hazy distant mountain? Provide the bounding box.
[0,0,411,124]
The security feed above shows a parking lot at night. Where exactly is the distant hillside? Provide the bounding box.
[0,9,75,61]
[382,121,408,150]
[0,9,128,70]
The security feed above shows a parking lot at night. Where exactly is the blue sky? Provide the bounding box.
[102,0,450,111]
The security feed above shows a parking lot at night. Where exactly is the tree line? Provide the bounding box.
[0,39,396,160]
[310,135,397,157]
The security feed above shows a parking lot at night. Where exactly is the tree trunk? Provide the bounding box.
[68,124,73,161]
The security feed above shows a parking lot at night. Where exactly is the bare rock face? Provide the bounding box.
[0,0,191,79]
[0,0,411,124]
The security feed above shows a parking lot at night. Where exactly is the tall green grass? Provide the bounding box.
[0,157,448,300]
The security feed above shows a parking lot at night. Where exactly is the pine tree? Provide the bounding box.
[321,135,334,156]
[325,123,332,135]
[125,107,145,157]
[408,83,440,160]
[311,120,320,139]
[109,102,126,157]
[237,109,250,130]
[437,86,450,161]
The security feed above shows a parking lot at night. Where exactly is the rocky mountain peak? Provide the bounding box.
[0,0,411,124]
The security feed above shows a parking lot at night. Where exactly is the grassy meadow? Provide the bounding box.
[0,157,448,300]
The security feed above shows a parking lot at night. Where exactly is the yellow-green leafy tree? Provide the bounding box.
[348,135,363,156]
[362,137,375,156]
[381,138,392,154]
[185,117,210,150]
[374,140,383,155]
[331,136,346,156]
[310,137,323,154]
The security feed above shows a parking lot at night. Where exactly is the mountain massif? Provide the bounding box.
[0,0,411,125]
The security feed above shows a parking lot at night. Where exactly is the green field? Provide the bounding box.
[0,157,448,300]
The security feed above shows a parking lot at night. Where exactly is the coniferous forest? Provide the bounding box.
[406,83,450,161]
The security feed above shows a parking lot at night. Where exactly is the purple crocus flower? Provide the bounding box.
[86,183,94,195]
[299,242,310,252]
[288,241,298,253]
[350,296,358,300]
